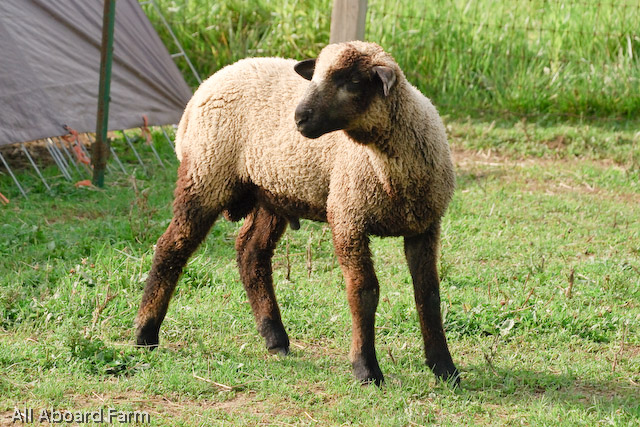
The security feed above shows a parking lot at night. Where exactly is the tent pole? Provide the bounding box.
[0,152,27,198]
[93,0,116,188]
[161,126,175,152]
[21,144,51,192]
[46,138,72,181]
[121,131,147,173]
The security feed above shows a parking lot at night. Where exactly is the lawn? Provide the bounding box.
[1,0,639,424]
[1,122,638,425]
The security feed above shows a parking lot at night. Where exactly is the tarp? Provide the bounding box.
[0,0,193,147]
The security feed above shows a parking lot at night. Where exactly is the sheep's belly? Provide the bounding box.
[256,188,328,223]
[364,193,444,238]
[367,214,438,237]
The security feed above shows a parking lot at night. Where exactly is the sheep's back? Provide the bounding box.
[174,57,339,213]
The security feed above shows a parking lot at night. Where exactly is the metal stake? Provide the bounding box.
[48,138,71,173]
[141,0,202,84]
[55,137,83,176]
[140,128,165,168]
[46,138,72,181]
[161,126,175,152]
[93,0,116,187]
[110,146,127,173]
[0,151,28,198]
[121,131,147,173]
[21,144,51,192]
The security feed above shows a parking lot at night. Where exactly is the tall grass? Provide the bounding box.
[143,0,640,121]
[142,0,332,86]
[367,0,640,120]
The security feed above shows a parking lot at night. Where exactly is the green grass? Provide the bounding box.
[0,1,638,424]
[368,0,640,120]
[144,0,640,121]
[1,125,638,425]
[142,0,332,85]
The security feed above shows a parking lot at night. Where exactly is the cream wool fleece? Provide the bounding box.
[174,42,454,237]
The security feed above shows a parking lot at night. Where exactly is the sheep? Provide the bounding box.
[135,41,459,386]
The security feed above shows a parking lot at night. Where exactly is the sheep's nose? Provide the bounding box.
[295,106,313,127]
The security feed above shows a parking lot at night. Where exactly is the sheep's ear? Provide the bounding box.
[294,59,316,80]
[373,65,397,97]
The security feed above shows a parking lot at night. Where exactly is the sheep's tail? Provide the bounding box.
[174,102,193,162]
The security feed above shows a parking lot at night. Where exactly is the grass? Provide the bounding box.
[142,0,332,85]
[0,1,638,424]
[1,125,639,425]
[367,0,640,120]
[144,0,640,121]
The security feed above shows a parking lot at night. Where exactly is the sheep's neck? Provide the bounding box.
[345,126,399,199]
[345,95,399,155]
[365,147,397,199]
[358,92,437,200]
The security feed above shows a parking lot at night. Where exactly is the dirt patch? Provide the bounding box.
[451,144,628,172]
[543,135,569,151]
[451,145,513,169]
[2,390,263,425]
[451,144,640,204]
[70,389,321,424]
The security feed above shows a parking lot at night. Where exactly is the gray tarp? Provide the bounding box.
[0,0,192,147]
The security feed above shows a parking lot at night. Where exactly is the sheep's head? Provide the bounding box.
[294,42,400,141]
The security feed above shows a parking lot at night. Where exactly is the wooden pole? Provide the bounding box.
[330,0,368,43]
[93,0,116,188]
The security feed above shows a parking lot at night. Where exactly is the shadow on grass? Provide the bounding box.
[463,363,640,417]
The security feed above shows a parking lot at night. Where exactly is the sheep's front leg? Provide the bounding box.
[236,206,290,355]
[333,229,384,385]
[404,223,460,385]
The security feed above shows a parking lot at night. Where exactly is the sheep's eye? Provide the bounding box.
[344,77,362,92]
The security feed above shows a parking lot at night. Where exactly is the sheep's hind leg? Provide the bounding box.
[135,164,219,348]
[236,206,290,356]
[404,223,460,386]
[333,230,384,385]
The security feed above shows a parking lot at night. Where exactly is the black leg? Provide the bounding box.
[236,206,290,355]
[135,160,218,347]
[332,228,384,385]
[404,223,460,385]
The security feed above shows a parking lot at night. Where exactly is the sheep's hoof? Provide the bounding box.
[135,323,160,349]
[268,346,290,357]
[432,364,461,388]
[259,318,290,356]
[135,333,159,350]
[352,358,384,387]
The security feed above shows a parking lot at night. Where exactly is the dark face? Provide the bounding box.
[293,56,396,139]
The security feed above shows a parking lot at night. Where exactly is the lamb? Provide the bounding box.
[135,41,459,386]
